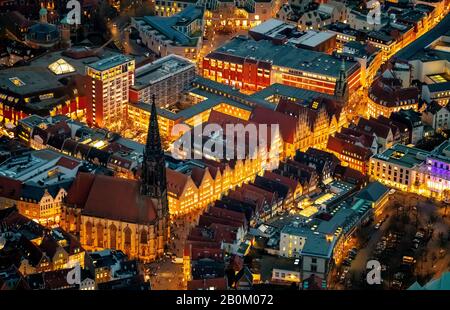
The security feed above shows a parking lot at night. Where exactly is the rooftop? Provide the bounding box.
[132,54,194,90]
[426,81,450,92]
[0,149,81,182]
[87,54,134,71]
[371,143,430,168]
[134,5,204,47]
[250,83,334,102]
[132,76,272,121]
[209,36,359,78]
[395,13,450,60]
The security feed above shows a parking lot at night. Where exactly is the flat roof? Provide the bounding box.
[210,36,359,78]
[371,144,430,168]
[250,83,334,102]
[0,67,64,95]
[131,78,258,121]
[87,54,133,71]
[295,31,336,47]
[135,5,204,47]
[0,47,126,97]
[132,54,194,90]
[249,18,287,35]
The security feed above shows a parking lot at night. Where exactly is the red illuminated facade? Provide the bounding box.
[202,51,360,95]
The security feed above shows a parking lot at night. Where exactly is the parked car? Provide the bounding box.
[343,258,352,266]
[339,268,350,283]
[374,221,383,230]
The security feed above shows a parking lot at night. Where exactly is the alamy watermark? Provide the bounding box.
[66,0,81,25]
[170,115,281,164]
[367,0,382,25]
[66,262,81,285]
[366,260,382,285]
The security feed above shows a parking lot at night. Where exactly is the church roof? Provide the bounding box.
[66,172,96,206]
[68,173,157,224]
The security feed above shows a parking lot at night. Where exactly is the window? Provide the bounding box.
[96,223,104,247]
[85,222,93,246]
[140,230,148,244]
[109,224,117,249]
[124,226,132,250]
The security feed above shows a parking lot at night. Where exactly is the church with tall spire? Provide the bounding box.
[63,95,170,262]
[140,94,169,255]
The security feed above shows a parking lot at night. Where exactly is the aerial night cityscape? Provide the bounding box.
[0,0,449,302]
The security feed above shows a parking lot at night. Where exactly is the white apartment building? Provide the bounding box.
[130,54,196,108]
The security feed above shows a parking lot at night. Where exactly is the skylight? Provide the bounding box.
[9,77,25,87]
[48,58,76,75]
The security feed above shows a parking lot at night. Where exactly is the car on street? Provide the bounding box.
[374,221,382,230]
[339,268,350,284]
[343,258,352,266]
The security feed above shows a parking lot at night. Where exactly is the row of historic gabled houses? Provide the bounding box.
[164,94,347,217]
[182,168,304,290]
[0,208,88,276]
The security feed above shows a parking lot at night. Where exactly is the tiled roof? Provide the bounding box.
[250,106,298,144]
[65,172,96,206]
[166,168,190,198]
[369,77,420,107]
[327,136,372,160]
[357,117,392,139]
[0,176,22,200]
[263,171,299,193]
[73,174,157,224]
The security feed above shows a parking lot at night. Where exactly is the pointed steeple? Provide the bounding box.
[140,95,170,257]
[334,58,348,102]
[141,95,167,202]
[145,94,162,156]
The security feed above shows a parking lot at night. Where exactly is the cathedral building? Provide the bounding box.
[62,97,170,262]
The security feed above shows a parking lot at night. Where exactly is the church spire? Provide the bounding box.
[140,95,169,256]
[145,94,162,156]
[334,58,348,102]
[141,95,167,203]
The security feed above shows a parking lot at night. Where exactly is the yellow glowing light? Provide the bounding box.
[91,140,106,149]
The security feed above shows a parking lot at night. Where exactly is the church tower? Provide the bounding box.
[141,94,169,255]
[334,58,349,103]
